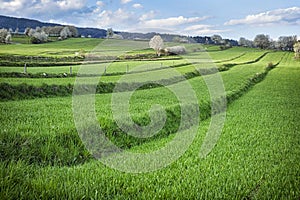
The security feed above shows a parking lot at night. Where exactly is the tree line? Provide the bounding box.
[239,34,298,51]
[239,34,300,59]
[193,33,300,58]
[0,25,78,44]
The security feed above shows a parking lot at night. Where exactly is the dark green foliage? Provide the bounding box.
[0,130,91,166]
[0,83,73,100]
[0,55,84,66]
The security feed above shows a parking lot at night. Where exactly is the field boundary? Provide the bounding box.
[0,52,278,101]
[0,52,269,79]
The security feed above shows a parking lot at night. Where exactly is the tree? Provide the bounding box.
[0,28,8,43]
[149,35,164,56]
[238,37,247,46]
[24,27,31,36]
[277,36,297,51]
[0,28,11,44]
[28,28,35,37]
[294,42,300,59]
[254,34,270,49]
[238,37,254,48]
[35,26,41,33]
[51,26,64,36]
[5,34,11,44]
[67,26,78,37]
[60,26,71,40]
[31,31,48,44]
[106,28,114,38]
[211,35,223,45]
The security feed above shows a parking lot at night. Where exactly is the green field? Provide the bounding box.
[0,39,299,199]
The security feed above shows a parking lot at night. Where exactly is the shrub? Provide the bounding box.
[0,28,11,44]
[164,46,187,55]
[266,62,274,71]
[31,31,48,44]
[294,42,300,59]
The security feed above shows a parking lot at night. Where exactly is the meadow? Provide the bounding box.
[0,38,299,199]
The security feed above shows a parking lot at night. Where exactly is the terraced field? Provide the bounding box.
[0,39,299,199]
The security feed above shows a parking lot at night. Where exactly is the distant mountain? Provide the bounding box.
[0,15,61,31]
[0,15,183,41]
[0,15,107,38]
[0,15,238,45]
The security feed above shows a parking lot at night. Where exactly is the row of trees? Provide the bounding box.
[1,26,78,44]
[239,34,298,51]
[24,27,48,44]
[148,34,300,59]
[0,28,12,44]
[24,26,78,44]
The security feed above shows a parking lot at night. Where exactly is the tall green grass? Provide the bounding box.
[0,52,287,160]
[0,50,299,199]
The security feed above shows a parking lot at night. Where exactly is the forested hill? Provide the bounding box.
[0,15,107,38]
[0,15,238,45]
[0,15,184,41]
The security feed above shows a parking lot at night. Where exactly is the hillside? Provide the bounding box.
[0,15,238,45]
[0,15,107,38]
[0,15,182,41]
[0,37,299,198]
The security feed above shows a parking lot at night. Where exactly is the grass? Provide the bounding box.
[0,51,288,150]
[0,48,271,87]
[0,38,299,199]
[1,51,299,199]
[0,38,102,57]
[0,53,285,101]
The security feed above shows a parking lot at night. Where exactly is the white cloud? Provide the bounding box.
[96,8,137,29]
[56,0,86,10]
[120,15,211,35]
[225,7,300,26]
[120,0,132,4]
[191,29,229,35]
[139,10,156,21]
[140,16,209,28]
[0,0,89,18]
[184,24,229,36]
[96,1,104,7]
[184,24,213,31]
[132,3,143,9]
[0,0,27,12]
[92,1,104,14]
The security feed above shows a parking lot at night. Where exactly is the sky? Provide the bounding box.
[0,0,299,40]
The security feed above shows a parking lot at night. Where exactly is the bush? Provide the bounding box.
[266,62,275,71]
[164,46,187,55]
[30,31,48,44]
[0,28,11,44]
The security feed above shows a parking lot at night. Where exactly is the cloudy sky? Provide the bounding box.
[0,0,299,40]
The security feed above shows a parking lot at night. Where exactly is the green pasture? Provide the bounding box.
[0,50,281,87]
[1,53,299,199]
[0,38,299,199]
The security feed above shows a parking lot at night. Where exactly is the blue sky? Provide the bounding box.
[0,0,299,40]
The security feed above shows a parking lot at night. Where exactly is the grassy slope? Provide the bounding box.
[0,38,101,57]
[1,52,299,199]
[0,49,269,86]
